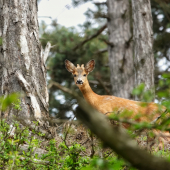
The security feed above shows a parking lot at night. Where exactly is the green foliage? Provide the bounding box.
[39,0,170,119]
[58,143,90,169]
[40,22,109,118]
[1,116,170,170]
[0,94,90,169]
[132,83,155,102]
[0,120,90,169]
[36,1,170,169]
[0,93,20,111]
[13,99,22,111]
[0,120,35,169]
[109,81,170,133]
[72,0,92,7]
[41,24,108,84]
[81,156,136,170]
[156,73,170,102]
[0,37,3,45]
[1,90,170,169]
[151,0,170,98]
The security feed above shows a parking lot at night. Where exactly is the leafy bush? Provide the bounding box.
[0,93,135,170]
[1,81,170,170]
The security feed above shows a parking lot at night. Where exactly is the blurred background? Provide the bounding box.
[37,0,170,119]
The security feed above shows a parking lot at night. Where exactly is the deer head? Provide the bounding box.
[65,59,95,87]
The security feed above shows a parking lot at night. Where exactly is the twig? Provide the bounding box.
[61,116,76,149]
[81,138,90,145]
[90,132,95,158]
[104,151,113,159]
[48,81,78,98]
[96,77,111,95]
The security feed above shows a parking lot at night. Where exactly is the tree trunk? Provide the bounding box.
[107,0,134,99]
[0,1,49,125]
[132,0,155,96]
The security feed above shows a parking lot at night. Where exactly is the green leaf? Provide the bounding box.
[0,93,20,111]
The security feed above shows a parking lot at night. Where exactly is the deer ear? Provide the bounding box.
[65,59,76,73]
[85,59,95,73]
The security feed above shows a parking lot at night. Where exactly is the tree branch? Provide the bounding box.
[48,81,78,98]
[99,38,114,47]
[76,99,170,170]
[94,48,108,54]
[73,24,107,51]
[94,2,107,6]
[89,80,111,88]
[94,13,110,20]
[96,77,111,95]
[48,81,170,169]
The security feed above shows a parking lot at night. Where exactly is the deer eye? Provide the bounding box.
[83,74,86,77]
[74,74,77,77]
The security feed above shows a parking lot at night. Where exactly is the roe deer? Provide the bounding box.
[65,59,170,149]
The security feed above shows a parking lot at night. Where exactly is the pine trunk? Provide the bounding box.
[107,0,134,99]
[0,1,49,125]
[132,0,154,95]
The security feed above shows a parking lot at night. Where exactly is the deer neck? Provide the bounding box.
[78,81,98,104]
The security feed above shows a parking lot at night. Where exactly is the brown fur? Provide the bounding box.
[65,59,170,149]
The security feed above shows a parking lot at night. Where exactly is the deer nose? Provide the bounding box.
[76,79,83,84]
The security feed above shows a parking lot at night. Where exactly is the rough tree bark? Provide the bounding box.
[0,1,50,126]
[132,0,155,95]
[107,0,134,99]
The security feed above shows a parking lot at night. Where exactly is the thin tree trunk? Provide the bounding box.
[132,0,155,96]
[107,0,134,99]
[0,1,49,125]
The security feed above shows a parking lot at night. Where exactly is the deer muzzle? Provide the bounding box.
[76,79,83,85]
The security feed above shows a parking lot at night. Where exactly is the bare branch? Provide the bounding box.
[61,116,75,149]
[94,2,107,6]
[99,38,114,47]
[89,80,111,87]
[96,77,111,95]
[73,24,107,51]
[94,48,108,54]
[48,81,78,98]
[94,13,110,20]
